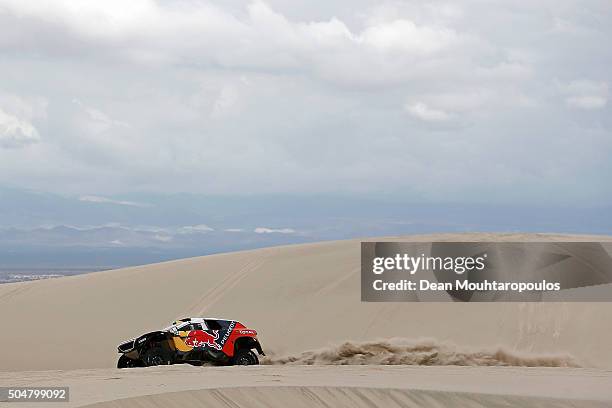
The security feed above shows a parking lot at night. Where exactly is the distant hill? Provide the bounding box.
[1,186,611,268]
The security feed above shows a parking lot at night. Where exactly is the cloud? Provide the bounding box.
[405,102,452,122]
[560,80,608,110]
[72,99,129,130]
[0,1,610,204]
[566,95,607,110]
[79,195,148,207]
[153,234,173,242]
[224,228,244,232]
[211,86,241,118]
[0,108,40,148]
[360,19,458,54]
[0,1,478,81]
[178,224,215,233]
[254,227,296,234]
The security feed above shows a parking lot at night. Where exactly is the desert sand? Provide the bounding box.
[2,365,611,408]
[1,233,612,407]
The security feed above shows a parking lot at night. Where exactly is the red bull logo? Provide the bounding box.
[185,330,222,350]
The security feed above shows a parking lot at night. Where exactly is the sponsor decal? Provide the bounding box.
[220,321,236,345]
[185,330,222,350]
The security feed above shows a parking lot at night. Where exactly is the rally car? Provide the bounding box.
[116,317,264,368]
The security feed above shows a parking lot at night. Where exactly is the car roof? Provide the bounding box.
[175,317,229,322]
[164,318,240,332]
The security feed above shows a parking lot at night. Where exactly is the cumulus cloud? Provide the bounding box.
[560,80,609,110]
[79,195,148,207]
[0,108,40,148]
[72,99,129,130]
[405,102,452,122]
[153,234,173,242]
[179,224,215,233]
[254,227,296,234]
[211,86,241,118]
[359,19,458,54]
[0,1,610,204]
[0,1,488,81]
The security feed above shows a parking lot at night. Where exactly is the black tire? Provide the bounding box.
[232,349,259,366]
[142,347,169,367]
[117,355,141,369]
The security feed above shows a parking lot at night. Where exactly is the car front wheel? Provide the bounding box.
[142,348,169,367]
[117,355,142,368]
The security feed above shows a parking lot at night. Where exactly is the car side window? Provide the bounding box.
[178,324,193,331]
[191,323,203,331]
[205,320,222,330]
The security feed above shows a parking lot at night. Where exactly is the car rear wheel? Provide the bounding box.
[142,347,169,367]
[233,349,259,366]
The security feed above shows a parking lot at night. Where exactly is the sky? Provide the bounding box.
[0,0,611,206]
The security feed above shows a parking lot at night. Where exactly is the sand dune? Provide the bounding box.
[1,233,612,407]
[1,233,612,372]
[1,365,611,408]
[83,386,610,408]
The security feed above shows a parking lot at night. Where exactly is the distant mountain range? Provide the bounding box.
[1,186,610,268]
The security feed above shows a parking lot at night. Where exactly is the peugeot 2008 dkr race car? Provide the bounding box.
[116,317,264,368]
